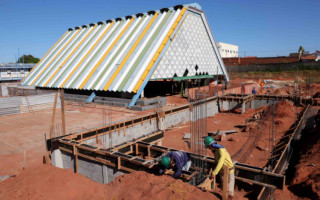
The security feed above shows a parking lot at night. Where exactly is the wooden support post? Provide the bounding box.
[60,89,66,136]
[123,126,126,136]
[50,93,58,138]
[222,166,229,200]
[74,145,78,173]
[117,157,121,170]
[135,143,139,155]
[147,146,151,158]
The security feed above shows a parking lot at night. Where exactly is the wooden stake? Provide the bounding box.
[135,143,139,155]
[147,146,151,158]
[117,157,121,170]
[74,145,78,173]
[222,166,229,200]
[50,93,58,138]
[60,89,66,136]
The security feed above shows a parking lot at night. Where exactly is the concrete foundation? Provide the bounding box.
[53,97,284,184]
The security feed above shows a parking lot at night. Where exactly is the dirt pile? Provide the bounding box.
[0,165,106,200]
[166,95,188,106]
[105,171,216,200]
[262,100,297,126]
[0,165,217,200]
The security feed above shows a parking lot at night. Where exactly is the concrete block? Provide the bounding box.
[51,149,63,168]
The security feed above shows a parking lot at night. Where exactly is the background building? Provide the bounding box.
[216,42,239,58]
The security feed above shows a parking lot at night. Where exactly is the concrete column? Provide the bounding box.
[102,165,108,184]
[241,102,246,114]
[141,90,144,98]
[51,149,63,168]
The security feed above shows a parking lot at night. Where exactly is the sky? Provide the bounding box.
[0,0,319,63]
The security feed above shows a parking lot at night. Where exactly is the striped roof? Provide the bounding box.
[21,3,228,94]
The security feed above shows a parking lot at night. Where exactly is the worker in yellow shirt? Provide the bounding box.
[204,136,235,197]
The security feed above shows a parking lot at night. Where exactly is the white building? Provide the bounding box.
[216,42,239,58]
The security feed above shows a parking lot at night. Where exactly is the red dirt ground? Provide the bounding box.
[0,164,219,200]
[274,110,320,200]
[0,102,140,175]
[1,81,319,200]
[163,100,301,168]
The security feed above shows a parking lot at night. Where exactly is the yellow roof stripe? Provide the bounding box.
[30,28,81,85]
[79,17,135,89]
[133,7,187,93]
[103,13,159,91]
[43,26,97,87]
[60,22,114,88]
[21,30,68,83]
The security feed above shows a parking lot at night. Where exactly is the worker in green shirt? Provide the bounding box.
[204,136,235,197]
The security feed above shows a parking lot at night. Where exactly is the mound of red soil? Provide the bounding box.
[166,95,188,106]
[264,100,296,119]
[105,171,216,200]
[0,165,106,200]
[0,165,217,200]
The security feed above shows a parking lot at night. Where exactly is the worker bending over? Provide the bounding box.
[160,151,192,178]
[204,136,235,197]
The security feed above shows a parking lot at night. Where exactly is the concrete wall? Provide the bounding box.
[58,151,124,184]
[85,100,223,148]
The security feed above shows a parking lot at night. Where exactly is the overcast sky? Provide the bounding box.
[0,0,319,63]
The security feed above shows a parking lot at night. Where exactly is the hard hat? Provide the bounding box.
[204,136,215,148]
[161,156,170,168]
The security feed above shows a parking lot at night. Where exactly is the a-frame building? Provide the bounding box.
[21,3,229,107]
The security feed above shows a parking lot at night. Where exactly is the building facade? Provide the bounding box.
[216,42,239,58]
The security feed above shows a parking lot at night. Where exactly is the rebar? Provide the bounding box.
[189,83,208,185]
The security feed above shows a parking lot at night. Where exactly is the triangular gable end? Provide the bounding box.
[151,6,229,82]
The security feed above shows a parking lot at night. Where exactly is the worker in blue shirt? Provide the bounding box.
[160,151,192,178]
[252,87,257,95]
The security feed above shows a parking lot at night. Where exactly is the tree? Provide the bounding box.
[298,46,305,61]
[17,54,40,63]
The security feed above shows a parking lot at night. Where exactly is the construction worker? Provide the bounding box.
[252,87,257,95]
[160,151,192,178]
[204,136,235,197]
[259,81,265,94]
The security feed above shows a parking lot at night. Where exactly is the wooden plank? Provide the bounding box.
[147,146,151,158]
[74,145,78,173]
[136,142,139,155]
[50,92,58,138]
[198,178,213,191]
[117,157,121,170]
[222,166,229,200]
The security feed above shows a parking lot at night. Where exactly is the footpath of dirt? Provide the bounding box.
[0,164,219,200]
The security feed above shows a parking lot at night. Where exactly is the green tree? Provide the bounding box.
[17,54,40,63]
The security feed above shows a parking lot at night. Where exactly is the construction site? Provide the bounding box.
[1,3,320,200]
